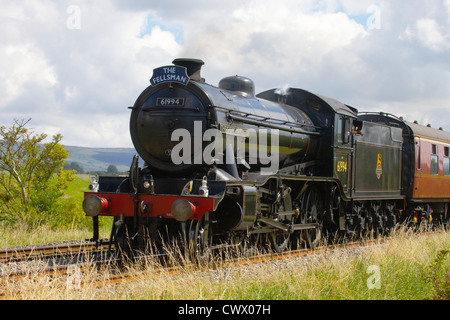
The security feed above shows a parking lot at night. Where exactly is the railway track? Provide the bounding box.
[0,237,376,297]
[0,239,118,297]
[0,239,111,263]
[0,229,445,299]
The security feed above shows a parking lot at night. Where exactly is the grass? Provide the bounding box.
[1,226,448,300]
[1,176,448,300]
[1,174,448,300]
[0,223,92,248]
[0,174,111,248]
[63,174,92,200]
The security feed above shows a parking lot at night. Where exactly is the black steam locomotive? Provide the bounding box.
[83,58,449,254]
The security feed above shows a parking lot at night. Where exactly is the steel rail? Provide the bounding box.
[0,239,110,263]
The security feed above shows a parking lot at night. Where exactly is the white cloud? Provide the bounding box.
[0,0,450,147]
[0,0,181,147]
[179,2,367,89]
[415,18,449,51]
[138,25,182,57]
[446,0,450,21]
[0,43,57,107]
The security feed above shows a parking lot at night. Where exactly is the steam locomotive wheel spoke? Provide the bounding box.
[239,233,261,256]
[300,187,322,248]
[187,216,212,263]
[270,231,290,253]
[113,217,136,258]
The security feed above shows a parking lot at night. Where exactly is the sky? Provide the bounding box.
[1,0,450,148]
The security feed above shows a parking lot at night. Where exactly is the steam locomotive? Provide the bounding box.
[83,58,449,254]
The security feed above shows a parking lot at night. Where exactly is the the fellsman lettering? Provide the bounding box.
[150,65,190,86]
[151,73,188,86]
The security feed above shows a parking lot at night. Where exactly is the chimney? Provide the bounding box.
[172,58,205,82]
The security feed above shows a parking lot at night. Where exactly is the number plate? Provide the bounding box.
[156,97,185,107]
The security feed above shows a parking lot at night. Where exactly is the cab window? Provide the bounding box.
[337,117,350,144]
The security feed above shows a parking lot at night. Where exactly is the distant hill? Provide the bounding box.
[65,146,137,172]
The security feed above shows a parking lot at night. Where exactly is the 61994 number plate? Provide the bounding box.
[156,97,185,107]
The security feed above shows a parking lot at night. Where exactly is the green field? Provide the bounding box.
[64,174,91,198]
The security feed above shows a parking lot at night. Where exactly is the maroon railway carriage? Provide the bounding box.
[359,113,450,223]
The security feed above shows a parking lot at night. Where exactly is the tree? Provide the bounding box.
[107,164,119,175]
[64,162,85,174]
[0,118,75,224]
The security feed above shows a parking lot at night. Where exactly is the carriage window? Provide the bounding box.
[444,157,450,176]
[431,155,439,175]
[432,144,437,155]
[417,143,421,170]
[445,147,450,176]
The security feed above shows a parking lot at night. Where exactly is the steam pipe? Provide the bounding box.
[225,143,240,179]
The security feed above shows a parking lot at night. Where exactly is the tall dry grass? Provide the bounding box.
[1,225,448,300]
[0,223,93,249]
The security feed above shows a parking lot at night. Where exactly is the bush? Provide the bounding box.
[0,118,79,228]
[422,248,450,300]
